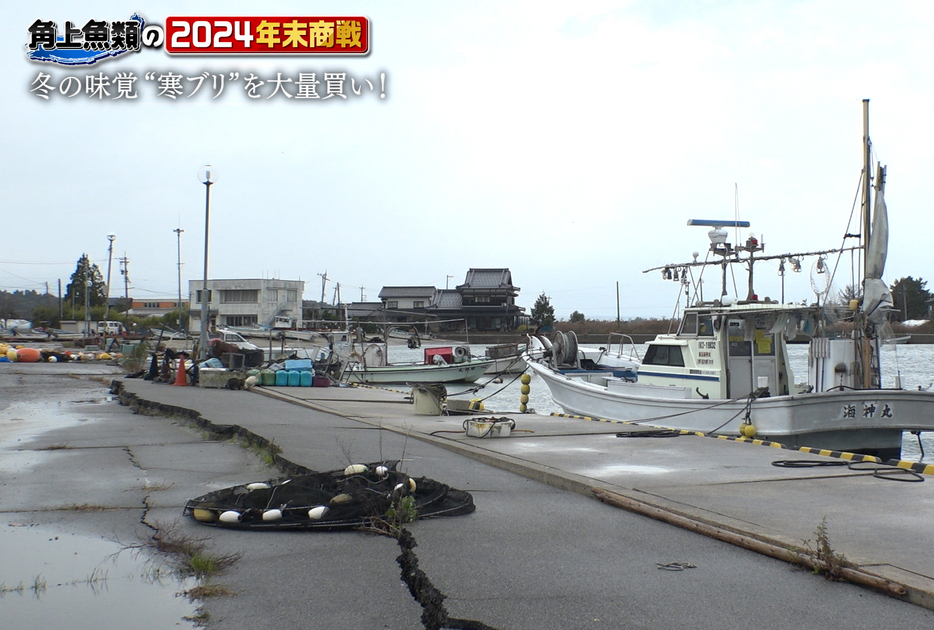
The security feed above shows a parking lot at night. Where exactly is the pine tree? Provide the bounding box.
[531,292,555,327]
[64,254,107,311]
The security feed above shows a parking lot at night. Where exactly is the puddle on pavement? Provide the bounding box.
[0,400,92,449]
[0,523,200,628]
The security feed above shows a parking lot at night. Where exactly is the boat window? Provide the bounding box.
[678,314,714,337]
[679,314,698,335]
[727,319,751,356]
[754,328,775,356]
[643,345,685,367]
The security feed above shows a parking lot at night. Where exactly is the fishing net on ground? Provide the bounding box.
[183,460,475,530]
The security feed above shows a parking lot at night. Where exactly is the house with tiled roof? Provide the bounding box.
[372,269,526,331]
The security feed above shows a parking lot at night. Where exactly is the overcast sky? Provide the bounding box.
[4,1,933,320]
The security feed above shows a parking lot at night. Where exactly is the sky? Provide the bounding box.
[3,1,934,320]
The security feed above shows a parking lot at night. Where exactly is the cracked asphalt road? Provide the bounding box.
[4,366,934,629]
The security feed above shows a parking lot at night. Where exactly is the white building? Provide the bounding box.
[189,278,304,333]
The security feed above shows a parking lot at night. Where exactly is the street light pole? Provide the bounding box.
[104,233,116,318]
[174,227,184,333]
[198,165,218,360]
[85,277,91,336]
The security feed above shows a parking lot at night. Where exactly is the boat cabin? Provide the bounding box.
[639,302,802,400]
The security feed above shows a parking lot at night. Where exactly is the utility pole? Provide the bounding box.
[119,255,130,308]
[359,286,366,301]
[174,227,185,332]
[318,271,329,304]
[105,233,116,318]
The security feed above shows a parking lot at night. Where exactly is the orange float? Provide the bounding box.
[16,348,42,362]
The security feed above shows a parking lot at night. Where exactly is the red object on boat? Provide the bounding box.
[424,347,454,365]
[16,348,41,362]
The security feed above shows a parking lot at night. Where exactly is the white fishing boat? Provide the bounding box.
[526,101,934,460]
[340,343,495,384]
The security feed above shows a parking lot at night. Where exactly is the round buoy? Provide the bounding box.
[6,348,18,362]
[520,394,529,404]
[192,509,216,522]
[521,373,531,385]
[16,348,41,363]
[520,384,531,395]
[519,404,527,413]
[218,510,241,523]
[375,465,390,478]
[740,424,757,438]
[262,509,283,522]
[343,464,368,476]
[330,493,353,504]
[308,505,329,520]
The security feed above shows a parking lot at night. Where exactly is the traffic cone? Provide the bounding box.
[174,354,188,386]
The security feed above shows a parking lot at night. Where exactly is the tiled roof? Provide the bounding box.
[378,286,437,299]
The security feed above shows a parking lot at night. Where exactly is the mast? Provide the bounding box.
[860,99,873,388]
[862,98,871,279]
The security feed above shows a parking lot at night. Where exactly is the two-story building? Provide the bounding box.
[374,269,525,331]
[189,278,304,333]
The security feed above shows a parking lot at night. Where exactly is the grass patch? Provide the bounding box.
[184,584,234,599]
[240,437,282,467]
[183,608,210,626]
[792,516,853,580]
[0,575,47,596]
[143,521,242,579]
[361,494,419,538]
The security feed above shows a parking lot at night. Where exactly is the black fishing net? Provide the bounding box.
[183,461,475,530]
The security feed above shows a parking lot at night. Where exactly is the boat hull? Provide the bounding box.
[484,354,527,374]
[526,359,934,458]
[343,359,495,384]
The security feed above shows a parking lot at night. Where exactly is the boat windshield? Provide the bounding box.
[678,313,715,337]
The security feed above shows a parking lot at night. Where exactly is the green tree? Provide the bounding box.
[890,276,931,320]
[836,284,860,305]
[569,310,586,323]
[531,292,555,328]
[64,254,107,314]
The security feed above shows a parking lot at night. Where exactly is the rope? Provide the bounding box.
[615,430,682,439]
[771,459,924,482]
